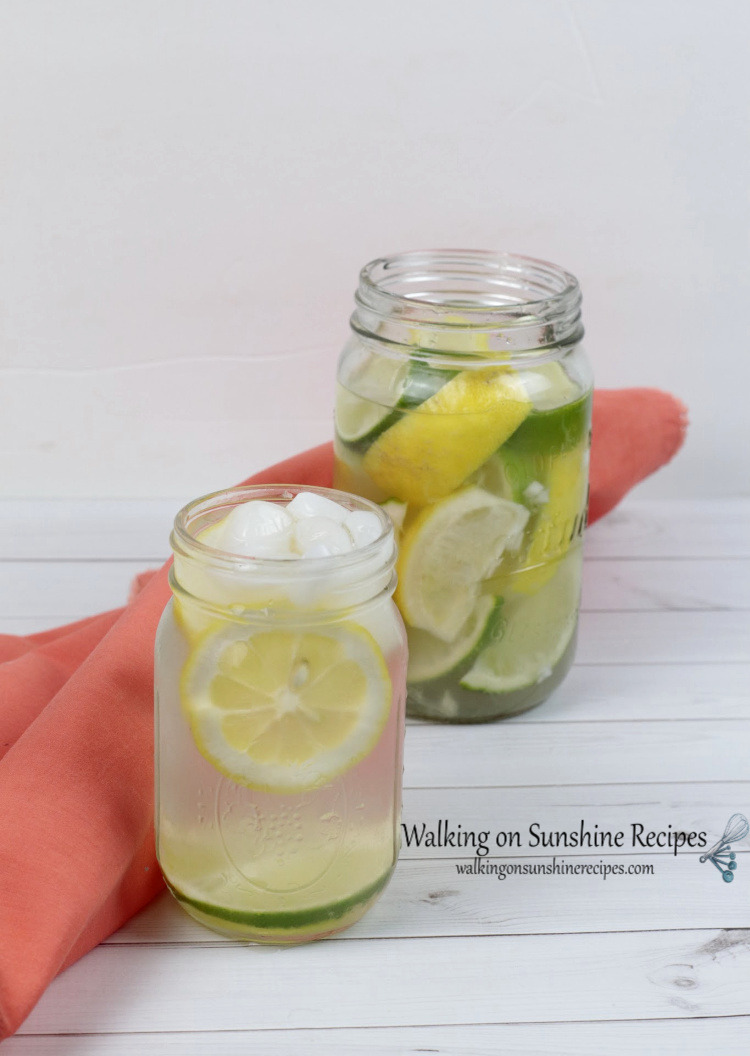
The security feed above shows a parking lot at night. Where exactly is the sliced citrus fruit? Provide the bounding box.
[394,486,529,642]
[503,391,591,458]
[509,443,588,594]
[461,551,581,694]
[363,367,531,506]
[181,623,391,793]
[335,355,456,451]
[518,361,581,411]
[380,499,408,537]
[406,596,503,683]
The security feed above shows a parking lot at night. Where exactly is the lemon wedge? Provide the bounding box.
[508,444,588,595]
[181,623,391,793]
[363,367,531,506]
[395,486,529,642]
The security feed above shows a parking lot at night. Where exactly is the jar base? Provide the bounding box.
[405,631,578,723]
[164,866,395,945]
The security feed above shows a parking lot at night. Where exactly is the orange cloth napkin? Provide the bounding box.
[0,387,686,1038]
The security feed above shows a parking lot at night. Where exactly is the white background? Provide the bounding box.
[1,0,747,500]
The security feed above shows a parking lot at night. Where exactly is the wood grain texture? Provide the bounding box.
[2,557,748,619]
[2,498,748,1047]
[108,851,749,946]
[403,720,750,787]
[5,1018,750,1055]
[18,929,750,1035]
[2,499,749,560]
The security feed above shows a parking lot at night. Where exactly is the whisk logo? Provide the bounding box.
[700,814,749,883]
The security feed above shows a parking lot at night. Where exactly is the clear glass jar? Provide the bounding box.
[155,485,407,943]
[333,250,593,722]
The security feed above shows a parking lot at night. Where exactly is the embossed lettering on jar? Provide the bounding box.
[333,250,593,722]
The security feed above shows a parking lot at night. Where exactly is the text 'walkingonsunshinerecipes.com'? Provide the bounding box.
[454,857,655,880]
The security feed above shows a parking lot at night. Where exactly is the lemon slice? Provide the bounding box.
[181,623,391,793]
[461,552,581,694]
[380,499,408,536]
[395,486,529,642]
[363,367,531,506]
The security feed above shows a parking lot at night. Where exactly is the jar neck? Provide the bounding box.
[170,486,397,621]
[351,249,583,360]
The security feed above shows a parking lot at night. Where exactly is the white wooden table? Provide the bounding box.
[2,498,749,1054]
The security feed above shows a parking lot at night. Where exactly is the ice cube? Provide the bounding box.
[344,510,382,549]
[523,481,549,506]
[219,500,294,557]
[286,491,349,524]
[295,517,353,557]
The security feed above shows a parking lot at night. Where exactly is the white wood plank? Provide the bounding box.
[585,500,750,559]
[580,559,750,611]
[107,849,750,948]
[6,1019,750,1055]
[1,624,745,728]
[2,499,749,561]
[521,663,750,722]
[575,611,750,664]
[3,557,748,621]
[2,569,749,663]
[107,783,750,946]
[19,928,750,1034]
[403,720,750,787]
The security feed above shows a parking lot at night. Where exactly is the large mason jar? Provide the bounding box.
[155,485,406,942]
[333,250,593,722]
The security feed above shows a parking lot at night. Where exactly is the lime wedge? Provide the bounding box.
[461,552,581,693]
[503,391,591,458]
[336,357,456,450]
[518,361,581,411]
[407,596,503,683]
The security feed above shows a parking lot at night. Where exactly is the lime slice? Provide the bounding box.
[336,357,456,450]
[461,553,581,693]
[335,352,409,446]
[363,368,531,506]
[166,867,393,939]
[396,360,457,409]
[518,361,581,411]
[181,622,391,793]
[407,596,503,683]
[335,389,400,448]
[503,392,591,458]
[395,486,529,642]
[471,446,547,506]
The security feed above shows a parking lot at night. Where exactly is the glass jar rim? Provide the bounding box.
[172,484,393,570]
[352,248,583,358]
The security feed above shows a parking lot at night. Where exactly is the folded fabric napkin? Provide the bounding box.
[0,387,686,1038]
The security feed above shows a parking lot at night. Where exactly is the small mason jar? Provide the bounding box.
[333,250,593,722]
[155,485,407,943]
